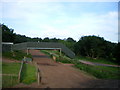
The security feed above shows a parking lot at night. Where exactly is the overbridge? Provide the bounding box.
[12,42,75,58]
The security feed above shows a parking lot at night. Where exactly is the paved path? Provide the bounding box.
[79,60,120,67]
[13,50,120,88]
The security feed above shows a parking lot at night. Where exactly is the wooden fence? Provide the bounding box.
[33,62,42,85]
[18,60,24,82]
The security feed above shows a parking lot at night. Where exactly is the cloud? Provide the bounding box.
[27,11,118,42]
[1,2,118,43]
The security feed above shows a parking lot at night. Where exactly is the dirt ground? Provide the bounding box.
[13,50,119,88]
[2,57,21,63]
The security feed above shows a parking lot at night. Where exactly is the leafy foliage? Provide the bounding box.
[74,35,118,63]
[2,24,15,42]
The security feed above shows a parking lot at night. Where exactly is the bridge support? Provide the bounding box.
[59,49,61,56]
[27,49,29,55]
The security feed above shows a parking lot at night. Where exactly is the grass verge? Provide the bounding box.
[2,75,18,88]
[74,62,120,79]
[2,62,21,88]
[21,63,37,84]
[2,62,21,74]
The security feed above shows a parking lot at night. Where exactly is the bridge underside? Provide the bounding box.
[27,48,62,56]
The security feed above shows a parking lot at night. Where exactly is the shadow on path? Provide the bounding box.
[32,55,50,58]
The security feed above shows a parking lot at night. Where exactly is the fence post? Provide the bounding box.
[38,69,39,85]
[34,62,41,85]
[18,60,24,83]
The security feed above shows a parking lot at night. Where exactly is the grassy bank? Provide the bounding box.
[21,63,37,84]
[2,62,21,88]
[74,62,120,79]
[2,62,21,75]
[2,50,32,61]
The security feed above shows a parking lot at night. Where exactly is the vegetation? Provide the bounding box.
[2,56,36,87]
[2,50,32,60]
[74,36,119,64]
[2,62,21,88]
[21,63,37,84]
[75,56,118,65]
[41,50,72,63]
[2,75,18,88]
[74,63,120,79]
[2,62,21,74]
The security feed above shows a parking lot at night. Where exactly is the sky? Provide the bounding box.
[0,0,119,43]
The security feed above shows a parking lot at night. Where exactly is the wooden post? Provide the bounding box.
[18,60,24,83]
[38,70,40,85]
[38,69,41,85]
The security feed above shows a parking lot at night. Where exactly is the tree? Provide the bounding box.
[32,37,42,42]
[2,24,15,42]
[50,38,59,42]
[43,37,50,42]
[74,35,115,59]
[66,37,76,42]
[58,37,76,51]
[113,42,120,63]
[14,34,28,43]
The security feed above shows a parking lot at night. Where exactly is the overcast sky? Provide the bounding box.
[0,0,119,43]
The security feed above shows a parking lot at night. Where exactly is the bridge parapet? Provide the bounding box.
[12,42,75,58]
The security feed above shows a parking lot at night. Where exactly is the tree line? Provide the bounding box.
[1,24,119,63]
